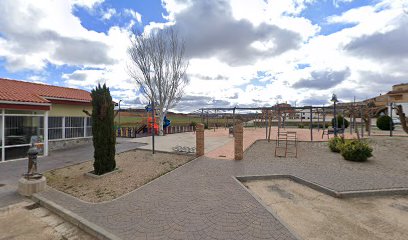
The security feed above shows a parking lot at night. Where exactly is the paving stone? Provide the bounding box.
[35,137,408,240]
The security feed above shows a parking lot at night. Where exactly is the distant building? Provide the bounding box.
[364,83,408,116]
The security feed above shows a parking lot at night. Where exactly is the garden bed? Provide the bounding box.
[44,150,195,203]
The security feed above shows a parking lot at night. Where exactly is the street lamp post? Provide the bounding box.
[331,94,339,137]
[118,100,122,129]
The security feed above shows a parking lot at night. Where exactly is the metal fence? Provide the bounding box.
[116,125,195,138]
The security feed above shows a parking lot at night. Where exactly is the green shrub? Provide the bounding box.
[331,115,349,128]
[204,122,209,129]
[376,115,394,130]
[190,121,197,127]
[328,137,344,153]
[90,84,116,175]
[340,140,373,162]
[298,124,304,128]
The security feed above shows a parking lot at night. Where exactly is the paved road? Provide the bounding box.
[34,137,408,239]
[0,139,146,208]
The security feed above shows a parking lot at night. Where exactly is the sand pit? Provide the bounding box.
[244,179,408,240]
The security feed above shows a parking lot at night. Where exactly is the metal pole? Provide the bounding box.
[368,117,371,136]
[317,109,320,132]
[278,108,281,137]
[1,109,4,162]
[342,109,345,138]
[118,100,122,129]
[323,108,326,132]
[215,110,218,129]
[334,102,337,137]
[350,110,353,135]
[310,106,313,141]
[360,107,364,138]
[265,109,268,139]
[151,101,155,154]
[201,109,204,123]
[390,102,393,137]
[233,107,236,126]
[44,111,49,156]
[206,110,209,128]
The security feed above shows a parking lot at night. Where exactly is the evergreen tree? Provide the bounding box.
[90,84,116,175]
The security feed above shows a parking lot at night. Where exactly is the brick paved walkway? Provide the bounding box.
[35,137,408,240]
[205,127,357,159]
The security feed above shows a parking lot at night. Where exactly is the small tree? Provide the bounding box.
[376,115,394,131]
[331,115,349,128]
[128,27,189,135]
[89,84,116,175]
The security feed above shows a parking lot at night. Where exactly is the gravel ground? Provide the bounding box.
[44,150,195,203]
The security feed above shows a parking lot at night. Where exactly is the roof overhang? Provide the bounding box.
[0,101,51,111]
[45,97,91,106]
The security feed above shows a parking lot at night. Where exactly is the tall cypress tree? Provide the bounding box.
[91,84,116,175]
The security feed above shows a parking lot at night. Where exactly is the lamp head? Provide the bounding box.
[331,94,338,103]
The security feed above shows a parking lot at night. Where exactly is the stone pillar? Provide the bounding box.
[234,122,243,160]
[196,123,204,157]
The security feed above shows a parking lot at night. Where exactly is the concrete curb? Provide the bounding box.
[32,193,121,240]
[236,174,408,198]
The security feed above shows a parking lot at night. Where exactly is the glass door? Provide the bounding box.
[4,115,44,161]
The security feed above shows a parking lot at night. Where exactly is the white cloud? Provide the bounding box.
[101,8,117,20]
[332,0,355,8]
[72,0,104,9]
[124,9,142,23]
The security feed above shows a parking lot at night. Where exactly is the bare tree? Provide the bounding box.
[128,27,189,135]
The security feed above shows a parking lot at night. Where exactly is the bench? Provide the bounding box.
[322,128,344,139]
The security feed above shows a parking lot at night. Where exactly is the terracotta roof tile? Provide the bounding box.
[0,78,91,104]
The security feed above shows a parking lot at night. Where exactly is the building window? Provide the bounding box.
[86,117,92,137]
[65,117,84,138]
[4,115,44,160]
[48,117,63,140]
[394,95,403,101]
[5,116,44,146]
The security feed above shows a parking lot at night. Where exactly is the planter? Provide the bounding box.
[84,168,121,179]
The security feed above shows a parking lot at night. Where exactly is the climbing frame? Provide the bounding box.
[274,131,298,158]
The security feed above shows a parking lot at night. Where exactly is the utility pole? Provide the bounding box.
[151,101,155,154]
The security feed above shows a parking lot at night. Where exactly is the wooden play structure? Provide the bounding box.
[274,131,298,158]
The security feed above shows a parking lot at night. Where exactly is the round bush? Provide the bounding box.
[340,140,373,162]
[328,137,344,153]
[376,115,394,130]
[331,116,349,128]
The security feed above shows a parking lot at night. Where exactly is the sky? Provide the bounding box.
[0,0,407,112]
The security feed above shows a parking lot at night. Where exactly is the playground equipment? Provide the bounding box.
[144,104,172,134]
[147,116,159,134]
[275,131,298,158]
[163,116,171,128]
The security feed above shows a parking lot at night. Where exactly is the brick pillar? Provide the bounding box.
[234,122,243,160]
[196,123,204,157]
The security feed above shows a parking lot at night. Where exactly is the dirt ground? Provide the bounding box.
[244,179,408,240]
[0,200,94,240]
[45,150,194,203]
